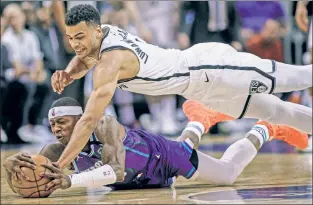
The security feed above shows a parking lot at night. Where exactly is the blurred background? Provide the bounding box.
[0,1,312,152]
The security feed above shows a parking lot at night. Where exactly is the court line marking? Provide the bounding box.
[178,184,312,204]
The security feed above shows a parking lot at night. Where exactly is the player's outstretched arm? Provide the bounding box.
[51,55,99,94]
[64,56,90,80]
[41,116,126,190]
[56,51,122,169]
[95,116,126,182]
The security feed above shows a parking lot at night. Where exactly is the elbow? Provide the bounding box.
[80,114,98,130]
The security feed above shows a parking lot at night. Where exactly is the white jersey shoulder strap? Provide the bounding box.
[99,24,150,65]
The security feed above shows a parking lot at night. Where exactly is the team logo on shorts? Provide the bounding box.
[249,80,268,94]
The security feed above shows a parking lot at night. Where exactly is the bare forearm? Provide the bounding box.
[51,0,66,34]
[57,117,96,169]
[35,59,43,72]
[124,2,145,31]
[65,56,90,79]
[57,92,114,168]
[107,163,124,182]
[13,61,24,71]
[298,1,309,7]
[96,116,126,182]
[102,146,125,182]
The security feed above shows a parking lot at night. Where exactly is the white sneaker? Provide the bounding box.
[1,127,8,143]
[160,117,180,136]
[18,125,36,142]
[33,125,55,142]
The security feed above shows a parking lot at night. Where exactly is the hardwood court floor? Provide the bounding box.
[1,135,312,204]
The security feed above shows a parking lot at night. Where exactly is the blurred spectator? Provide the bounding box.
[1,4,49,143]
[131,1,181,135]
[178,1,243,134]
[30,5,68,77]
[294,1,312,33]
[178,1,243,51]
[20,1,37,29]
[1,15,11,143]
[53,1,85,107]
[30,3,72,126]
[235,1,288,61]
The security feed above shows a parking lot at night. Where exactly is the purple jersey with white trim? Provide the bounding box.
[71,129,196,188]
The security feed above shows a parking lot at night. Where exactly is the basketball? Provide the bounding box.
[11,155,55,198]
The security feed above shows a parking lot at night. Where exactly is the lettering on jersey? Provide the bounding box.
[117,29,149,64]
[124,40,149,64]
[117,28,128,40]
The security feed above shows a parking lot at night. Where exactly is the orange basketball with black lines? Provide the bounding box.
[11,154,54,198]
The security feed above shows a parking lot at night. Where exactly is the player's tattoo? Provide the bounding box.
[39,143,66,162]
[95,116,126,182]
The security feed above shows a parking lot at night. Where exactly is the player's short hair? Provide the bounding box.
[50,97,82,109]
[65,4,100,26]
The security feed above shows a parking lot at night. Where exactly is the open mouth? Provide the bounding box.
[75,48,85,54]
[56,136,63,140]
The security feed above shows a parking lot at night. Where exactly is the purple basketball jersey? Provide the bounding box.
[72,128,196,188]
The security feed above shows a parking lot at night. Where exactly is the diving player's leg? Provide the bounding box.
[227,48,312,94]
[208,93,312,135]
[176,100,235,148]
[223,43,312,93]
[193,121,308,185]
[242,94,312,135]
[184,43,311,106]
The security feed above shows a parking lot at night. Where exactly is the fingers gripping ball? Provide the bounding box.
[11,155,54,198]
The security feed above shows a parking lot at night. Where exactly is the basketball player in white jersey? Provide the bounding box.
[51,5,312,169]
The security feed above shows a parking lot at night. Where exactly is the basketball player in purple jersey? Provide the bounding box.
[3,98,308,193]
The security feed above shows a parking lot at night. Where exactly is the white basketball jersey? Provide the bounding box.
[99,24,190,96]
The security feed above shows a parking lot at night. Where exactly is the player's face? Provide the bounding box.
[49,116,80,145]
[65,21,102,58]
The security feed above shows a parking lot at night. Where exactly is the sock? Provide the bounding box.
[246,124,270,147]
[183,121,205,142]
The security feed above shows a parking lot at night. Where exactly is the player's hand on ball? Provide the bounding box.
[51,70,73,94]
[3,152,36,182]
[40,162,71,191]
